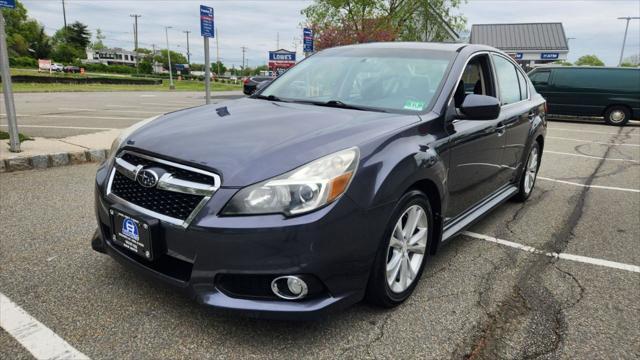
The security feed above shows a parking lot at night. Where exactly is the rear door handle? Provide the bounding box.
[528,111,536,120]
[496,122,506,136]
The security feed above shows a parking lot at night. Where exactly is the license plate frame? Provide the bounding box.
[111,209,155,261]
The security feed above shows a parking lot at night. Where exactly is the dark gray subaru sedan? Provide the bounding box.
[92,42,546,319]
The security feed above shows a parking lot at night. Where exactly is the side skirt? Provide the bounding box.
[441,184,518,242]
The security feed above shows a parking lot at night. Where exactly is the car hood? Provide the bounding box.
[125,98,419,187]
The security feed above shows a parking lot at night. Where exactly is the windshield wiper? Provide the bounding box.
[308,100,387,113]
[254,94,284,102]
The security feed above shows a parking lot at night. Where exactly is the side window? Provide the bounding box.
[492,54,521,105]
[517,70,528,100]
[530,71,550,85]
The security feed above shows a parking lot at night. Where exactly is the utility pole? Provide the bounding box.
[165,26,175,90]
[183,30,191,65]
[617,16,640,66]
[130,14,141,73]
[0,13,20,152]
[61,0,67,28]
[241,46,247,73]
[215,28,220,75]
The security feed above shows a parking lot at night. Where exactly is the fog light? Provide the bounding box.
[271,275,308,300]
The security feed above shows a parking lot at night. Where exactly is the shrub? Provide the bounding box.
[9,56,37,68]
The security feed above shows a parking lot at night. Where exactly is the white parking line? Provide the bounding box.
[547,136,640,147]
[0,124,117,130]
[2,113,143,121]
[537,176,640,193]
[463,231,640,273]
[544,150,640,163]
[0,292,89,360]
[58,107,162,115]
[549,127,640,137]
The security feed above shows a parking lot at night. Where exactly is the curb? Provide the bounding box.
[0,148,109,173]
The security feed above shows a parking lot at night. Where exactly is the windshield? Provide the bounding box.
[260,47,455,113]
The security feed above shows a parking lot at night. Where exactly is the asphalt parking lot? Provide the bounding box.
[0,91,242,138]
[1,119,638,359]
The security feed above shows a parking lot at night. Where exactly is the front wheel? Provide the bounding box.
[513,142,540,202]
[604,106,630,126]
[365,190,433,307]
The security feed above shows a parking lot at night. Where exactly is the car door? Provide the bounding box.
[445,54,509,219]
[491,54,536,182]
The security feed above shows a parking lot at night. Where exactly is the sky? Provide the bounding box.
[20,0,640,67]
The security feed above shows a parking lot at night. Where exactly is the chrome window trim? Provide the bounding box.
[106,150,221,229]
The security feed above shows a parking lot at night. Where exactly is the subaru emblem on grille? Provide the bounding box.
[136,169,159,188]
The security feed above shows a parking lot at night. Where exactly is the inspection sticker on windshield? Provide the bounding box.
[404,100,425,111]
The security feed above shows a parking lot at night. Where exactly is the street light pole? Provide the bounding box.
[0,13,20,152]
[165,26,175,90]
[617,16,640,66]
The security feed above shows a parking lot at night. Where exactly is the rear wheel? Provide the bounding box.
[366,190,433,307]
[604,106,630,126]
[513,142,540,202]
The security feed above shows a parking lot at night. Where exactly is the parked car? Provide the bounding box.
[528,66,640,126]
[243,75,274,95]
[92,42,546,319]
[63,65,81,73]
[50,63,64,72]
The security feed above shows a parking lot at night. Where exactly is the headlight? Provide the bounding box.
[222,147,359,216]
[107,115,160,163]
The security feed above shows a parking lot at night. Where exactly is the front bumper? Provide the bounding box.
[93,163,391,319]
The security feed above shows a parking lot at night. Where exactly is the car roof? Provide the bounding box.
[335,41,476,52]
[531,66,639,70]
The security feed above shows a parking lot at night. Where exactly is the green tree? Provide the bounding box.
[252,65,269,75]
[51,21,91,62]
[302,0,466,50]
[91,28,106,50]
[574,54,605,66]
[553,60,572,66]
[154,49,187,72]
[211,61,227,75]
[1,0,51,59]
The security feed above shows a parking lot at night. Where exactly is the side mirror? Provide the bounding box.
[459,94,500,120]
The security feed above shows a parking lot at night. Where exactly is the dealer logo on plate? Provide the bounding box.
[122,218,139,240]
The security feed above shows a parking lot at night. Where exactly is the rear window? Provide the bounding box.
[553,68,640,92]
[529,71,550,85]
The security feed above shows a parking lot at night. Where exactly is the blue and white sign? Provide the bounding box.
[200,5,214,38]
[0,0,16,8]
[303,28,314,53]
[541,52,559,60]
[269,51,296,62]
[514,53,523,60]
[122,218,139,240]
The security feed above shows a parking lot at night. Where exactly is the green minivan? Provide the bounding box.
[528,66,640,126]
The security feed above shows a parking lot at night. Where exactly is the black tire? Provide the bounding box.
[513,141,540,202]
[604,106,631,126]
[365,190,433,308]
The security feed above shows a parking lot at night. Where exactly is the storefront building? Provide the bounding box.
[470,23,569,70]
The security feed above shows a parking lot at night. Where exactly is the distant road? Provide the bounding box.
[0,91,243,138]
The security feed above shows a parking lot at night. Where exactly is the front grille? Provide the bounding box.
[120,153,215,185]
[111,172,203,220]
[108,151,220,224]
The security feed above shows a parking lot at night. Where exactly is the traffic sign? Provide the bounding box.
[0,0,15,9]
[200,5,214,38]
[303,28,313,53]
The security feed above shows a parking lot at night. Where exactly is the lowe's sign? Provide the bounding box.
[269,51,296,62]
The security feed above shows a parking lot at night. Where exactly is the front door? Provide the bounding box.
[445,54,508,219]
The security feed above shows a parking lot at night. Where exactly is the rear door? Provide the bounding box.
[491,54,536,181]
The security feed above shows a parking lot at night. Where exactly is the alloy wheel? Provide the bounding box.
[385,205,428,293]
[524,146,539,195]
